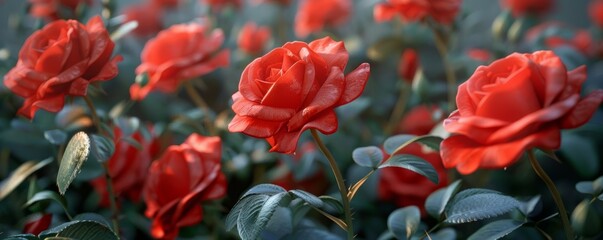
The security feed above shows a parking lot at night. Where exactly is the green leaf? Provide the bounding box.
[0,158,53,200]
[73,213,111,228]
[289,189,324,208]
[430,228,457,240]
[518,195,540,216]
[571,199,602,237]
[387,206,420,240]
[425,180,462,219]
[383,135,415,155]
[384,135,444,155]
[57,132,90,195]
[253,192,290,239]
[445,190,521,224]
[114,117,140,137]
[225,196,254,231]
[352,146,383,168]
[242,184,287,198]
[415,135,443,151]
[24,191,71,219]
[44,129,67,145]
[89,134,114,163]
[2,234,39,240]
[120,137,142,150]
[467,219,524,240]
[237,195,269,240]
[379,154,439,184]
[319,196,344,216]
[560,132,599,178]
[285,227,341,240]
[40,220,118,240]
[575,176,603,196]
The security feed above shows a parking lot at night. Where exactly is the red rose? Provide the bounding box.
[441,51,603,174]
[398,49,419,83]
[397,105,443,135]
[28,0,90,20]
[294,0,351,38]
[91,125,160,207]
[590,0,603,27]
[123,3,164,37]
[237,22,271,55]
[466,48,492,62]
[143,134,226,240]
[501,0,553,16]
[378,143,448,214]
[228,37,370,153]
[130,22,230,100]
[3,16,121,119]
[23,213,52,235]
[373,0,461,25]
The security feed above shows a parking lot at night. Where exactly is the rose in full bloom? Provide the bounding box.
[294,0,351,38]
[123,3,164,37]
[237,22,271,55]
[378,143,448,213]
[398,49,419,83]
[23,213,52,235]
[3,16,121,119]
[29,0,89,20]
[130,22,230,100]
[143,134,226,239]
[500,0,553,16]
[396,105,443,135]
[91,125,160,207]
[441,51,603,174]
[228,37,370,153]
[373,0,461,25]
[591,0,603,27]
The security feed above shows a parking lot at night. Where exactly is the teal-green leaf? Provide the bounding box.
[429,228,457,240]
[225,196,255,231]
[379,154,439,184]
[571,199,602,237]
[114,117,140,137]
[518,195,541,216]
[387,206,420,240]
[89,134,115,163]
[242,184,287,198]
[237,194,269,240]
[289,189,324,208]
[383,135,415,155]
[44,129,67,145]
[319,196,344,215]
[24,190,70,218]
[254,192,290,239]
[445,191,521,224]
[352,146,383,168]
[2,234,39,240]
[57,132,90,195]
[40,220,118,240]
[575,176,603,196]
[425,180,462,219]
[467,219,524,240]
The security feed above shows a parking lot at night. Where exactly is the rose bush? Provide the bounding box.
[228,36,370,153]
[440,50,603,174]
[294,0,351,37]
[143,134,226,239]
[3,15,121,119]
[130,22,230,100]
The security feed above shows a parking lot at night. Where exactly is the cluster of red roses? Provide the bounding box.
[4,0,603,239]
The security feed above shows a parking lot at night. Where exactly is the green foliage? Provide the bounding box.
[88,134,115,163]
[43,129,67,145]
[352,146,383,168]
[24,190,71,219]
[39,220,118,240]
[444,189,521,224]
[0,158,53,200]
[467,219,525,240]
[425,180,462,219]
[387,206,420,240]
[571,199,602,237]
[57,132,90,195]
[379,154,439,184]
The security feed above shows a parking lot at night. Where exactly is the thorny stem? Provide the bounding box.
[311,130,354,240]
[183,80,217,136]
[431,27,457,112]
[528,150,573,240]
[83,96,121,238]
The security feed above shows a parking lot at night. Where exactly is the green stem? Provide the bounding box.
[183,81,217,136]
[83,96,121,238]
[384,84,411,135]
[310,130,354,240]
[431,28,457,112]
[528,150,573,240]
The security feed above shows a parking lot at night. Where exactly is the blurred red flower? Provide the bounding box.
[28,0,90,20]
[130,22,230,100]
[397,105,443,135]
[252,0,291,6]
[91,125,160,207]
[378,143,448,214]
[3,16,121,119]
[151,0,180,8]
[373,0,461,25]
[123,3,164,37]
[590,0,603,27]
[294,0,351,38]
[228,37,370,153]
[441,51,603,174]
[501,0,553,16]
[466,48,491,62]
[398,49,419,83]
[237,22,271,55]
[143,134,226,240]
[23,213,52,235]
[525,22,593,58]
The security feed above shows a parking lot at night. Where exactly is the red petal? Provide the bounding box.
[269,110,338,153]
[561,90,603,129]
[336,62,370,106]
[261,60,305,108]
[308,37,348,70]
[228,114,283,138]
[232,97,296,121]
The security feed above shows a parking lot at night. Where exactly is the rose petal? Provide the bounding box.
[268,110,338,153]
[336,62,370,106]
[308,37,349,69]
[261,60,305,108]
[228,114,283,138]
[232,97,296,121]
[560,90,603,128]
